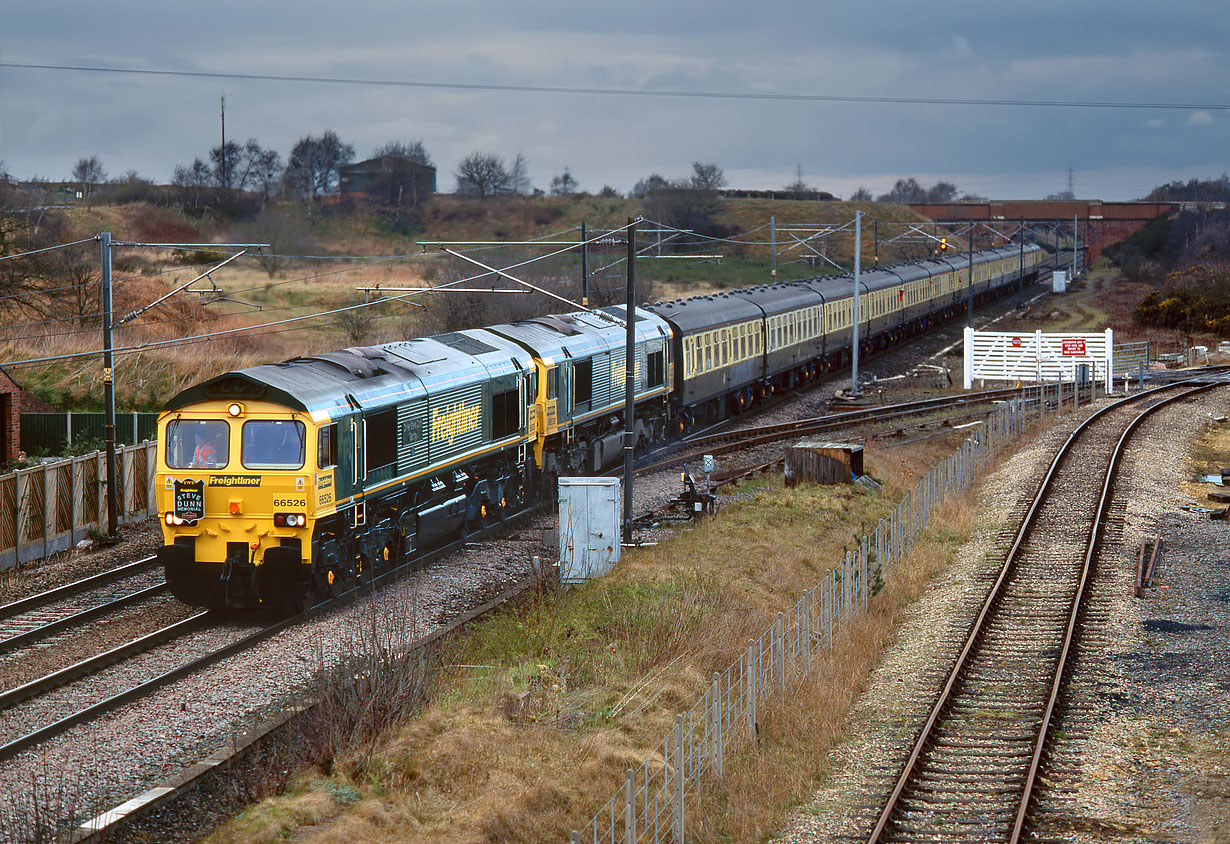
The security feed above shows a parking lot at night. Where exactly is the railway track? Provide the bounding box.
[863,379,1221,843]
[0,557,170,659]
[0,500,543,767]
[635,386,1058,481]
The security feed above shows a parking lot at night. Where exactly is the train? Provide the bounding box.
[155,241,1045,609]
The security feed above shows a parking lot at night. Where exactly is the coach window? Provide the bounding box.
[318,423,338,469]
[242,420,306,470]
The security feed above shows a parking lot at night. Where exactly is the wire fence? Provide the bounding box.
[0,441,156,570]
[570,382,1082,844]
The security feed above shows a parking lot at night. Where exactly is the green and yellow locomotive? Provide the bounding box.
[155,311,674,609]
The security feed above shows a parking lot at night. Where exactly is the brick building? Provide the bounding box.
[0,366,56,462]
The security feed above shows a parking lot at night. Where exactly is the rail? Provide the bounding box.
[864,380,1216,842]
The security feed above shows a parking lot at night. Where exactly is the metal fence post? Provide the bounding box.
[801,592,812,673]
[825,574,833,650]
[672,714,685,844]
[711,673,723,779]
[624,769,635,844]
[775,613,785,699]
[745,640,757,746]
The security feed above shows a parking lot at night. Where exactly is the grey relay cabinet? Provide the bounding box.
[557,476,621,583]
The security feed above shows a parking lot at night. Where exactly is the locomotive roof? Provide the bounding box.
[162,328,534,416]
[643,293,763,333]
[486,306,669,361]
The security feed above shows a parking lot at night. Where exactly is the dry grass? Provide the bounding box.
[198,436,988,844]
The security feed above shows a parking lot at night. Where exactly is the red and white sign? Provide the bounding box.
[1061,338,1087,356]
[1011,336,1022,348]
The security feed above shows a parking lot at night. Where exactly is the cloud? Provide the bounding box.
[1147,118,1165,128]
[1185,110,1213,127]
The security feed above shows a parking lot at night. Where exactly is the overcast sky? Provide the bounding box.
[1,1,1226,200]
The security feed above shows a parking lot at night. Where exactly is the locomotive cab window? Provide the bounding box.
[165,419,230,469]
[318,423,338,469]
[241,420,305,470]
[546,366,558,400]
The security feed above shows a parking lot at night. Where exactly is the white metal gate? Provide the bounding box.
[963,327,1113,389]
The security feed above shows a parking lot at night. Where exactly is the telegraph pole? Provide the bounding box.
[220,96,227,192]
[622,219,637,543]
[99,232,119,537]
[580,221,589,307]
[770,215,777,281]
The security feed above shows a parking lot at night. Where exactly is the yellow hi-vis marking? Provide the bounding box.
[431,400,482,445]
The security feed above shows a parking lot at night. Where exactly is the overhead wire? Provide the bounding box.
[4,61,1229,111]
[0,223,638,369]
[0,236,98,262]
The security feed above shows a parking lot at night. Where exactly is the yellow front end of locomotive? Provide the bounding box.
[154,400,327,608]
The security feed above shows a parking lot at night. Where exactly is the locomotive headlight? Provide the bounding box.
[227,403,244,417]
[274,512,307,528]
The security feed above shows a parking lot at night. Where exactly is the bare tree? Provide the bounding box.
[284,130,355,203]
[172,158,214,215]
[508,153,531,195]
[373,140,433,167]
[209,138,282,195]
[877,178,927,204]
[71,156,107,201]
[455,151,511,199]
[849,186,873,202]
[631,173,670,198]
[549,167,578,196]
[925,181,959,203]
[690,162,727,192]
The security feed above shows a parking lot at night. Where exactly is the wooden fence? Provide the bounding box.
[0,442,157,570]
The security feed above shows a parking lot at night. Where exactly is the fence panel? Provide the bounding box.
[0,443,157,570]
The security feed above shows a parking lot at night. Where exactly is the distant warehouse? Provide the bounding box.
[339,155,437,205]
